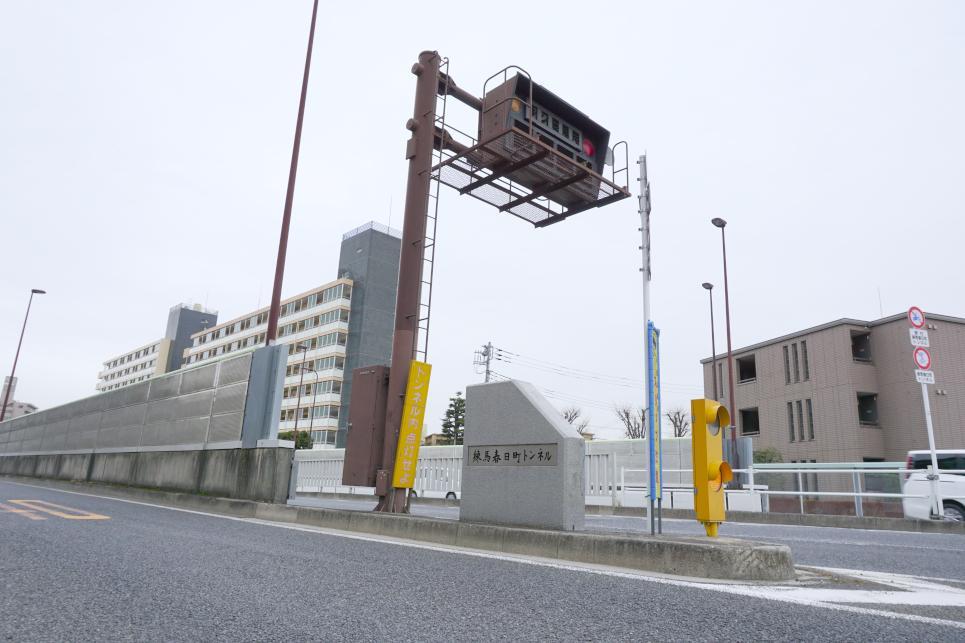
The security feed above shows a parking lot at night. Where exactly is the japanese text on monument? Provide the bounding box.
[468,443,557,466]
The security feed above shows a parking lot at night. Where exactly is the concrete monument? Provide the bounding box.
[460,380,585,531]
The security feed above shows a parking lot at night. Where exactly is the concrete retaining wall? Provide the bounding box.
[0,448,291,504]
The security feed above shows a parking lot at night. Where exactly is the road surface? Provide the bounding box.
[2,479,964,641]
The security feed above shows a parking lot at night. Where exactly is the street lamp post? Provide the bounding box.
[701,283,718,401]
[264,0,320,346]
[292,343,310,448]
[1,288,46,422]
[299,361,319,446]
[711,217,739,472]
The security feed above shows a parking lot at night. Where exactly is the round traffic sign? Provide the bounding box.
[908,306,926,329]
[913,347,931,370]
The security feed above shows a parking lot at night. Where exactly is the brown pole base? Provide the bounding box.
[374,488,409,513]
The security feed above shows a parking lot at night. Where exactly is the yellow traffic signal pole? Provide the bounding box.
[691,399,733,537]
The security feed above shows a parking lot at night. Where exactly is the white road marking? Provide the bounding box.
[810,566,965,593]
[4,480,965,631]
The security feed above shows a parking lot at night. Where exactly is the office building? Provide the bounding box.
[96,304,217,392]
[701,312,965,464]
[182,222,401,447]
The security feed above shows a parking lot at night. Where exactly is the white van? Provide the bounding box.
[902,450,965,521]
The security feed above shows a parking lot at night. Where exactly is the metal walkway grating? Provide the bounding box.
[434,130,630,227]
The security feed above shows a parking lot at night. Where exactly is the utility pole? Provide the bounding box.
[474,342,493,382]
[638,154,660,535]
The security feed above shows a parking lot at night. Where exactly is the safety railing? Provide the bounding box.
[621,462,965,519]
[292,446,964,520]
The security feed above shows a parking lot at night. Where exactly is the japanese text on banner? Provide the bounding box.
[392,361,432,488]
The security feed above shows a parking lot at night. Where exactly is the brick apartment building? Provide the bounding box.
[701,312,965,464]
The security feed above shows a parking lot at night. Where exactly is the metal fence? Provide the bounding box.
[0,347,284,455]
[294,438,709,505]
[294,441,964,520]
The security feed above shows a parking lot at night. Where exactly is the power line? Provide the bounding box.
[494,350,641,387]
[493,347,702,392]
[489,370,616,411]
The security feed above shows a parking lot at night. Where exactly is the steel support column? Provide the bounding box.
[375,51,441,513]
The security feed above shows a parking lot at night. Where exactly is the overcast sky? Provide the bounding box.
[2,1,963,439]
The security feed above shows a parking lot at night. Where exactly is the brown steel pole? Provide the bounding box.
[712,218,739,473]
[264,0,319,346]
[1,289,45,422]
[375,51,440,513]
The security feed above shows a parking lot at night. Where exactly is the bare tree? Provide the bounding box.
[666,408,690,437]
[614,405,647,439]
[561,406,590,436]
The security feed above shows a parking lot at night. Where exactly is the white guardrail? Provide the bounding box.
[294,442,964,519]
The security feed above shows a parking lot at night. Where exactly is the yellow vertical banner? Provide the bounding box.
[392,360,432,488]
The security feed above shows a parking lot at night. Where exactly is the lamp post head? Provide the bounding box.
[702,282,713,290]
[711,218,727,228]
[31,289,46,295]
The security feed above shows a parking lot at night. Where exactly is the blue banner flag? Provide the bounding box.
[647,322,662,500]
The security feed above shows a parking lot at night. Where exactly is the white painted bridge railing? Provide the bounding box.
[293,442,964,519]
[295,440,689,497]
[295,445,464,498]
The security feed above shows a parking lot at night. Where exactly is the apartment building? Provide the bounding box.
[182,222,401,448]
[3,400,38,420]
[97,303,217,392]
[701,312,965,464]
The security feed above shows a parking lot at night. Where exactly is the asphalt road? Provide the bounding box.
[294,496,965,581]
[3,480,964,641]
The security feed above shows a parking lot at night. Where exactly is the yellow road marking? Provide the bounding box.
[9,499,109,520]
[0,501,46,521]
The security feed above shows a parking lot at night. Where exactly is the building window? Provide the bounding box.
[796,400,805,441]
[739,408,760,436]
[801,340,810,381]
[851,331,872,362]
[857,393,879,426]
[787,402,795,442]
[783,345,791,384]
[806,398,814,440]
[791,343,800,382]
[736,355,756,383]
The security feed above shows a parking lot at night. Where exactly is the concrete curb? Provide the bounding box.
[1,476,794,581]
